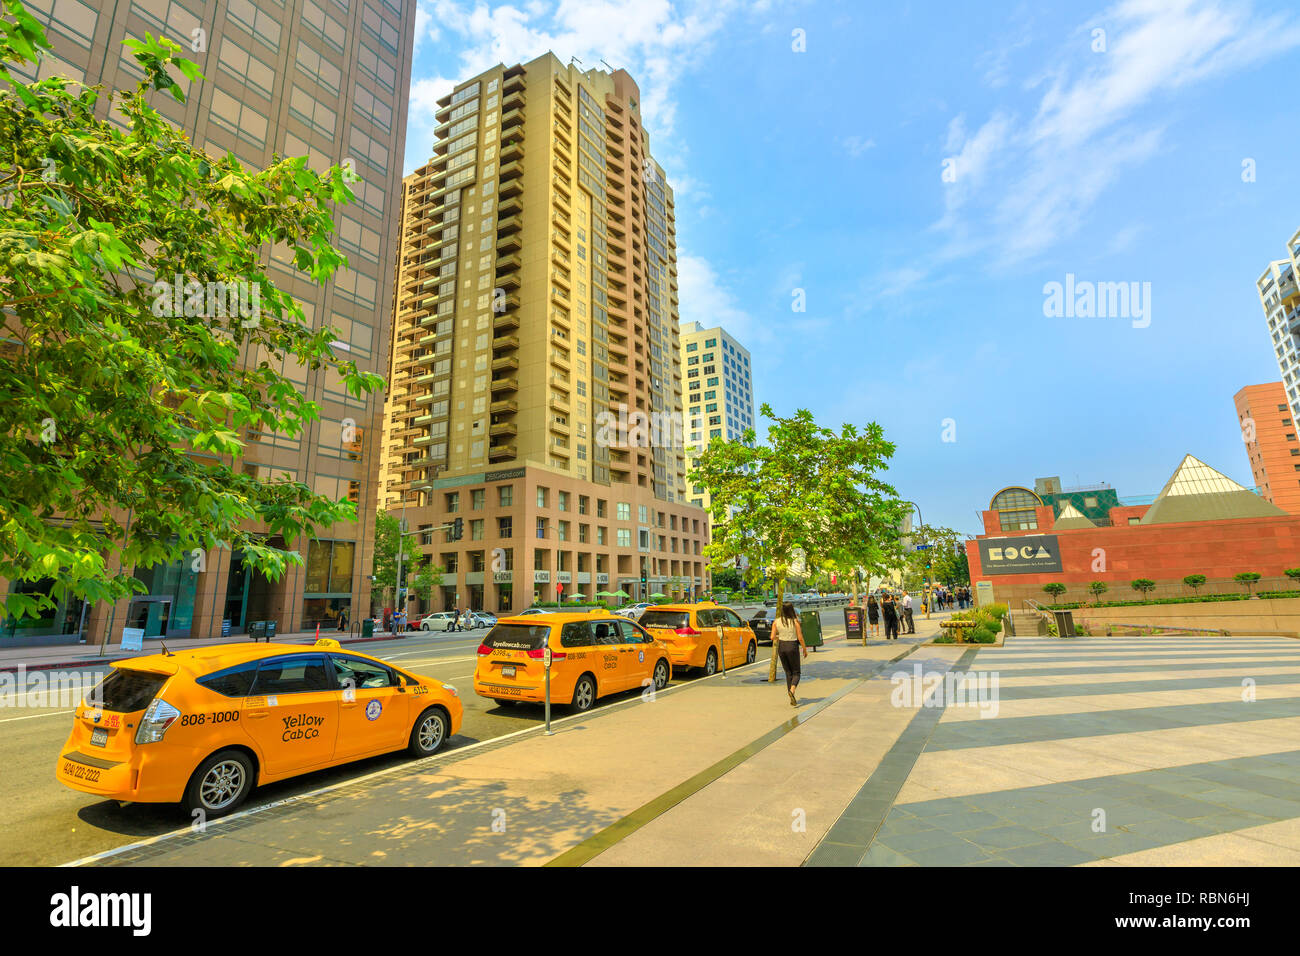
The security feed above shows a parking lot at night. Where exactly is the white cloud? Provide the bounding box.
[677,254,771,347]
[936,0,1300,267]
[404,0,754,175]
[840,135,876,158]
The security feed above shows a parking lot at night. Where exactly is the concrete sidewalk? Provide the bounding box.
[77,612,956,867]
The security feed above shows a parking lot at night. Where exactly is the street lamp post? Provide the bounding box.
[902,500,929,619]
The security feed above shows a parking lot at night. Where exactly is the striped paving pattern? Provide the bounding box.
[857,635,1300,865]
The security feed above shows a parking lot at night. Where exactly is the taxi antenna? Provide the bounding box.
[160,641,172,657]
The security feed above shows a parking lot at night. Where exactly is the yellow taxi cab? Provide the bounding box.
[55,638,462,818]
[637,602,758,675]
[473,610,672,712]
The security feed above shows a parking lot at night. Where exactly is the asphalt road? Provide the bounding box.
[1,604,849,866]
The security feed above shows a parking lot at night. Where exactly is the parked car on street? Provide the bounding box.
[56,637,462,817]
[615,602,653,620]
[468,611,497,629]
[748,607,776,645]
[419,612,458,632]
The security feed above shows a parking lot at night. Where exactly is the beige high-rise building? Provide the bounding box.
[379,54,709,613]
[679,322,755,511]
[9,0,415,646]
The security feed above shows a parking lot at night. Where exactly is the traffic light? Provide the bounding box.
[451,517,463,541]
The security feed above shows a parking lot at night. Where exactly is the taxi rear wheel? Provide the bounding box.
[409,707,449,757]
[571,674,597,712]
[184,749,254,818]
[746,641,757,664]
[703,647,718,676]
[653,659,670,690]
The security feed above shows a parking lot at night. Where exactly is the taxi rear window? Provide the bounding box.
[483,623,551,650]
[197,662,258,698]
[639,611,688,629]
[90,669,168,713]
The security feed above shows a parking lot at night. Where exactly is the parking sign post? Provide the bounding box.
[543,644,553,736]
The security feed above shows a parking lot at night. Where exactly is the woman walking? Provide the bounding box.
[882,594,900,640]
[772,602,808,706]
[867,594,880,640]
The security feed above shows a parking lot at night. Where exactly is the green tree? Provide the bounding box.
[711,567,743,593]
[0,9,381,626]
[1285,568,1300,588]
[1183,573,1207,594]
[1042,582,1067,604]
[690,404,903,616]
[1088,581,1108,604]
[1130,579,1156,600]
[372,510,418,604]
[1234,571,1262,596]
[411,561,444,608]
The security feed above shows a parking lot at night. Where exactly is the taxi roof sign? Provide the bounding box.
[314,638,342,649]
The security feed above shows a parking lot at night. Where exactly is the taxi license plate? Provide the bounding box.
[90,728,108,748]
[501,665,516,678]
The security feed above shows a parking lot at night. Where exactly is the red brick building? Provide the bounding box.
[1234,382,1300,514]
[968,455,1300,607]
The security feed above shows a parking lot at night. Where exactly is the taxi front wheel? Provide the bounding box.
[703,648,718,676]
[409,707,449,757]
[184,749,254,818]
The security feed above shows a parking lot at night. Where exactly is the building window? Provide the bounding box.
[536,517,547,539]
[537,487,548,508]
[558,491,569,512]
[445,492,459,512]
[617,528,631,547]
[597,499,607,518]
[617,502,631,521]
[472,488,486,509]
[470,519,484,541]
[499,485,513,506]
[498,516,513,538]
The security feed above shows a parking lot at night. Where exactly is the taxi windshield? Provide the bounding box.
[482,623,551,650]
[639,611,688,629]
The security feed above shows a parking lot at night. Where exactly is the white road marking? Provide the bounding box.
[0,709,75,723]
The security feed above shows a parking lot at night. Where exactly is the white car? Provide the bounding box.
[515,607,547,616]
[616,602,654,620]
[419,612,458,632]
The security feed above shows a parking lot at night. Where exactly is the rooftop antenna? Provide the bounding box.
[570,55,582,66]
[600,59,614,71]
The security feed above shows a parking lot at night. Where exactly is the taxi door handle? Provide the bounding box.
[247,710,269,719]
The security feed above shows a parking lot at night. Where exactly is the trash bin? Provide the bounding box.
[1051,609,1076,638]
[799,609,823,650]
[361,618,374,639]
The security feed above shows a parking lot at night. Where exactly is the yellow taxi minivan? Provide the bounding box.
[473,611,672,712]
[55,639,462,817]
[637,602,758,675]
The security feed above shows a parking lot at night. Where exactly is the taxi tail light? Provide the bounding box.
[674,627,702,637]
[477,643,493,655]
[135,698,180,745]
[526,648,565,661]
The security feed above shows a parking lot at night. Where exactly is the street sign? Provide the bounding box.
[914,544,934,550]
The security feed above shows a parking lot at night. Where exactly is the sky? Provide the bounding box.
[402,0,1300,537]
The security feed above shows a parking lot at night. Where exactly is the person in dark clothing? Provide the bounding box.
[867,595,881,639]
[771,602,808,706]
[882,594,900,640]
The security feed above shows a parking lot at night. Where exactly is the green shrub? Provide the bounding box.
[933,634,956,644]
[969,629,998,644]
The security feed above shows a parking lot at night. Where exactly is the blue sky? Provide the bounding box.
[404,0,1300,537]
